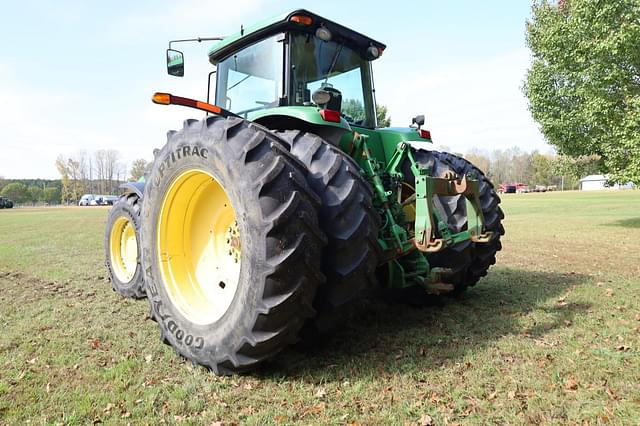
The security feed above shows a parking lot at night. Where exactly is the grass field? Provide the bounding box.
[1,191,639,425]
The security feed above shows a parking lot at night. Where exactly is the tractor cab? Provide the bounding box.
[159,9,432,153]
[208,11,383,135]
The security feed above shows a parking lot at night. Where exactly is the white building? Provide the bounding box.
[579,175,634,191]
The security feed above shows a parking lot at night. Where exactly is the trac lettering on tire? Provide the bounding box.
[156,145,209,184]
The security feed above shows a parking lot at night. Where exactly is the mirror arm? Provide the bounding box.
[168,36,225,49]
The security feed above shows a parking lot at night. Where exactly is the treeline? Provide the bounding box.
[55,149,129,204]
[461,147,602,189]
[0,179,62,205]
[1,152,150,206]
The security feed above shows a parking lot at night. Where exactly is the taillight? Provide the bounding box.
[419,129,432,139]
[319,109,341,123]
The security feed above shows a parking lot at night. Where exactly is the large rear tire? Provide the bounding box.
[434,152,505,291]
[401,148,473,289]
[141,117,326,374]
[277,131,380,334]
[105,194,145,299]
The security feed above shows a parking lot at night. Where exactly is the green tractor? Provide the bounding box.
[0,197,14,209]
[105,9,504,374]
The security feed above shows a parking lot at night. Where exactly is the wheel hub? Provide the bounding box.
[157,169,241,325]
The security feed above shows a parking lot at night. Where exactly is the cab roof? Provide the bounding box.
[208,9,386,64]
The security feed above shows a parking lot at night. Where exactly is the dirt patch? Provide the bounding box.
[0,270,99,302]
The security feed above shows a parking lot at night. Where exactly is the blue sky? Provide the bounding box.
[1,0,547,179]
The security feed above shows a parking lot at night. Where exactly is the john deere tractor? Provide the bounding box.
[105,9,504,374]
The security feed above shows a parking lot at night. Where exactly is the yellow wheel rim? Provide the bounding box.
[157,169,241,325]
[109,216,138,283]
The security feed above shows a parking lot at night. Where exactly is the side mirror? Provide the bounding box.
[412,115,425,127]
[167,49,184,77]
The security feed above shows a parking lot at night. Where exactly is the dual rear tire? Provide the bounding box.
[139,117,326,373]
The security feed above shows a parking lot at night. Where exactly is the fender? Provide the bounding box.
[119,180,145,200]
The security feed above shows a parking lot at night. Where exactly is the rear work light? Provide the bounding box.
[290,15,313,26]
[319,109,341,123]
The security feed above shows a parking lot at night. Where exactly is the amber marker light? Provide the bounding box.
[290,15,313,26]
[152,92,171,105]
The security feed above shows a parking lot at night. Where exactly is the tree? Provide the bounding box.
[464,148,490,175]
[341,100,391,127]
[27,185,43,204]
[1,182,29,204]
[376,104,391,127]
[43,187,61,204]
[55,155,72,203]
[524,0,640,185]
[531,152,555,186]
[129,159,148,181]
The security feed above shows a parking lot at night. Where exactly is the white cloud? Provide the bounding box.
[375,48,549,154]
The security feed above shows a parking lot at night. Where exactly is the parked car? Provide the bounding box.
[79,194,96,206]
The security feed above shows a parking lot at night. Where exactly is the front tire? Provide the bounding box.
[105,194,145,299]
[141,117,326,374]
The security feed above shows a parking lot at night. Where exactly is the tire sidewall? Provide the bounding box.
[105,197,143,293]
[141,126,268,363]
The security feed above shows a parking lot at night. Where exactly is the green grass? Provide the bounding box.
[1,191,639,425]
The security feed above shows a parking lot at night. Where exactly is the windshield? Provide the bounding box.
[290,33,376,127]
[215,34,284,118]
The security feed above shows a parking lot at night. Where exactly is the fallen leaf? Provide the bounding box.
[46,383,50,393]
[606,288,614,297]
[144,354,152,363]
[301,402,326,418]
[565,379,579,391]
[27,357,37,365]
[314,388,326,399]
[635,313,640,321]
[135,399,143,404]
[90,339,101,350]
[103,403,114,414]
[507,391,516,400]
[209,421,223,426]
[121,411,131,419]
[486,391,497,401]
[564,320,572,326]
[615,345,630,352]
[419,414,434,426]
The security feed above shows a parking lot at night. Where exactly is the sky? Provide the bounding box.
[0,0,549,179]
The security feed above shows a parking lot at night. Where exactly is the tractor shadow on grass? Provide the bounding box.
[260,267,591,380]
[604,217,640,228]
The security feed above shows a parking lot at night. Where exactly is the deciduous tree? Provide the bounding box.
[524,0,640,184]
